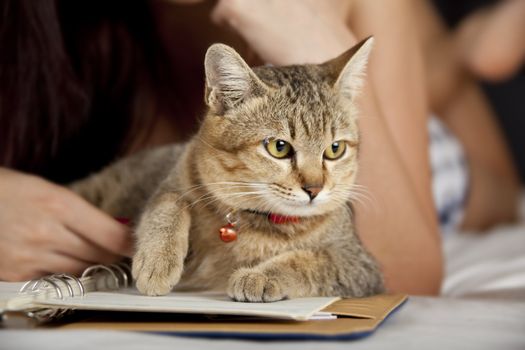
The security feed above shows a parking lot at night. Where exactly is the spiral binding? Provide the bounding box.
[15,261,132,323]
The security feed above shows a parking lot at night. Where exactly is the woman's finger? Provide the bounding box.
[40,252,94,277]
[49,223,122,264]
[49,187,134,257]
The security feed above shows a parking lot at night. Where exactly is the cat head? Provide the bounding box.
[195,38,373,219]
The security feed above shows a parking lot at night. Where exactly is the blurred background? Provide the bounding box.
[434,0,525,182]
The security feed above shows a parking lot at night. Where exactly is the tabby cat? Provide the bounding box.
[71,37,384,302]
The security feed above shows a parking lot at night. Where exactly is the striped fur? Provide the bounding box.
[71,38,384,301]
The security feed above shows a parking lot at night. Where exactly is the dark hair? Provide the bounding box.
[0,0,168,183]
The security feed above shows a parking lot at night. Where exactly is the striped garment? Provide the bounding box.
[428,117,470,234]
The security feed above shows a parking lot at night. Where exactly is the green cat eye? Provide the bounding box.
[324,141,346,160]
[264,138,293,159]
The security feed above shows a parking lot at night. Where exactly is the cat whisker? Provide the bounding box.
[346,184,374,203]
[329,196,357,220]
[170,181,256,204]
[335,190,372,213]
[270,191,299,201]
[178,180,269,193]
[186,192,255,210]
[336,183,375,207]
[172,181,281,210]
[339,191,367,209]
[184,190,269,212]
[176,182,266,200]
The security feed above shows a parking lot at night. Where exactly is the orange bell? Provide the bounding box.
[219,223,237,242]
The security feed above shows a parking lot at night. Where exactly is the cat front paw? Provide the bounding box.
[227,268,286,302]
[132,247,183,296]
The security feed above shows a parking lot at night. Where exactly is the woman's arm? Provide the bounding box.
[348,0,441,293]
[212,0,442,294]
[348,0,437,231]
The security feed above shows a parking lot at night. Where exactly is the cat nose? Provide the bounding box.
[302,185,322,200]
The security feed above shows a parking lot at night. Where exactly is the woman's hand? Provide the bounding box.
[211,0,356,65]
[0,168,133,281]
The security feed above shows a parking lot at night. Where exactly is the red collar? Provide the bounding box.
[268,213,300,224]
[219,211,301,243]
[244,209,301,224]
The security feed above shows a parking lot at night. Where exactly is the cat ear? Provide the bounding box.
[204,44,268,115]
[323,36,374,101]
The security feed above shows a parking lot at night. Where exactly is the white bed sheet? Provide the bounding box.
[442,193,525,300]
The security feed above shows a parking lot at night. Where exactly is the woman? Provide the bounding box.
[0,0,518,295]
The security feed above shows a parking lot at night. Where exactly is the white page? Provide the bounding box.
[32,288,339,321]
[0,281,26,311]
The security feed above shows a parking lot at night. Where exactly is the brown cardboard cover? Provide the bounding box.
[58,294,407,338]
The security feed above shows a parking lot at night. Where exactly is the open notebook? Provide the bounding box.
[0,263,407,340]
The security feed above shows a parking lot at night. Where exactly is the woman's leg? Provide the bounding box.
[439,82,521,229]
[413,0,521,230]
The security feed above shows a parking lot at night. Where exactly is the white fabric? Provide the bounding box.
[441,193,525,299]
[442,223,525,298]
[428,117,469,234]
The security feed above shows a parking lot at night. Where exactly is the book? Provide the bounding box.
[0,263,407,340]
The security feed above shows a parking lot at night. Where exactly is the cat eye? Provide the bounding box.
[264,138,294,159]
[324,141,346,160]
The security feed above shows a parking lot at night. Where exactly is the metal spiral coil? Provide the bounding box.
[16,261,132,323]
